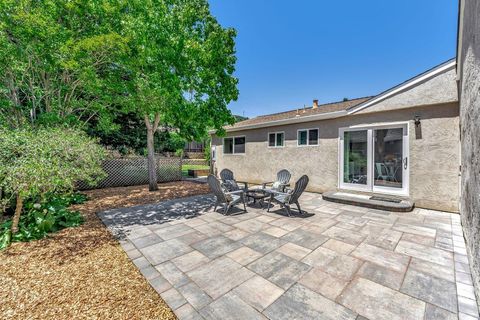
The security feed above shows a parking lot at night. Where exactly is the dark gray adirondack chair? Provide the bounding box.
[262,169,291,193]
[219,169,248,191]
[267,175,309,216]
[208,174,246,215]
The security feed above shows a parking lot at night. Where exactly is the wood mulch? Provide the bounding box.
[0,181,211,320]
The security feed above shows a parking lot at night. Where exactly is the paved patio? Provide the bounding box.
[98,192,480,320]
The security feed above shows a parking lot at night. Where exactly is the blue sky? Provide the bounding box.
[208,0,458,118]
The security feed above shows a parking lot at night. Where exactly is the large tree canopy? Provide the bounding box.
[0,1,129,130]
[0,0,238,190]
[120,0,239,189]
[0,0,238,138]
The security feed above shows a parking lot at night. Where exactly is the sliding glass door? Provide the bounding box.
[340,124,408,195]
[343,130,369,187]
[373,128,404,191]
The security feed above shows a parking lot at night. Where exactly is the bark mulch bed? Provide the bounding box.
[0,181,211,320]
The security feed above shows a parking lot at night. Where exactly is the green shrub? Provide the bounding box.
[0,193,87,250]
[0,127,106,247]
[204,138,211,163]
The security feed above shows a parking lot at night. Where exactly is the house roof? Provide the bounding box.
[346,59,456,114]
[226,97,372,131]
[215,58,457,133]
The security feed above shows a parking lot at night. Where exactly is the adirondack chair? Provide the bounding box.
[262,169,291,193]
[267,175,309,216]
[207,174,246,215]
[219,169,248,191]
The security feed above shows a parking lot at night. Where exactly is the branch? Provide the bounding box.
[82,110,98,126]
[152,112,161,132]
[144,115,152,130]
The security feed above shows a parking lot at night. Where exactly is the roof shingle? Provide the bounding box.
[229,97,372,129]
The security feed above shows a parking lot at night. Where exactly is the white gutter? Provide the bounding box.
[347,60,456,115]
[209,109,347,134]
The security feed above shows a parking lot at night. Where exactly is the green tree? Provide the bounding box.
[87,0,239,190]
[0,1,238,191]
[0,1,128,131]
[0,127,106,239]
[122,0,238,190]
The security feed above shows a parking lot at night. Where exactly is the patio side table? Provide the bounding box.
[245,189,270,209]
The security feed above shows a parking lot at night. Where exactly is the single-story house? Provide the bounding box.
[210,59,460,212]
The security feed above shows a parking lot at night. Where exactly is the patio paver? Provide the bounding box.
[232,275,284,311]
[298,268,349,300]
[226,246,263,265]
[339,277,426,320]
[264,283,356,320]
[200,292,265,320]
[400,268,457,312]
[98,193,480,320]
[247,251,310,289]
[187,256,254,299]
[191,235,242,259]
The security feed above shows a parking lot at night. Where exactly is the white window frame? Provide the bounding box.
[223,135,246,155]
[297,128,319,147]
[338,121,409,196]
[267,131,285,148]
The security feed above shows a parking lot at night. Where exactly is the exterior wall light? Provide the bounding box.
[414,115,421,127]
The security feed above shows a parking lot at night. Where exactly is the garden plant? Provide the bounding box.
[0,127,106,248]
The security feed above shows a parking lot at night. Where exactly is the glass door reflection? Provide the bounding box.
[343,130,368,185]
[373,128,403,189]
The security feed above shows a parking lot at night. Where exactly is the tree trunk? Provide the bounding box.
[145,113,161,191]
[146,126,158,191]
[11,194,23,234]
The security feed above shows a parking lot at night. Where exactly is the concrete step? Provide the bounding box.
[322,190,414,212]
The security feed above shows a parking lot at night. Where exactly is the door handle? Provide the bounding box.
[403,157,408,170]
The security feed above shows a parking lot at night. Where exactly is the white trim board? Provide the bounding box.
[297,127,320,147]
[338,122,410,197]
[267,131,285,148]
[223,135,246,155]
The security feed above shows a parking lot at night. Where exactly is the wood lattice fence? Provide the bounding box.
[77,157,182,190]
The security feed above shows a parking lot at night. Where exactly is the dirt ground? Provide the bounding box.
[0,181,211,320]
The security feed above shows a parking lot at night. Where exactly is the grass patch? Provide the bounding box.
[182,164,210,177]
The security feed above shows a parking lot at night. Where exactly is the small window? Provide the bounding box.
[223,136,245,154]
[309,129,318,145]
[298,130,308,145]
[234,136,245,153]
[298,129,319,146]
[269,133,276,147]
[268,132,284,148]
[276,133,284,146]
[224,138,233,154]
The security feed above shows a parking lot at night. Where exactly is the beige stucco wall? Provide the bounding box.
[356,68,458,115]
[212,103,460,212]
[458,0,480,302]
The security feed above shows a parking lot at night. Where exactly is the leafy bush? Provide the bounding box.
[204,137,211,163]
[0,193,87,250]
[0,127,106,247]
